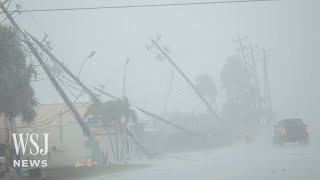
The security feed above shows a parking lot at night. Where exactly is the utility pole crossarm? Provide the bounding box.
[29,34,161,159]
[0,2,92,137]
[233,35,250,72]
[28,34,120,158]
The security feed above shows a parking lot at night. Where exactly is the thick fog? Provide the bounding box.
[14,0,319,123]
[2,0,320,179]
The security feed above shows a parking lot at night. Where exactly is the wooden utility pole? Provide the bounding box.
[9,10,198,159]
[262,48,273,119]
[0,2,92,137]
[29,34,158,159]
[234,37,264,125]
[249,45,262,111]
[149,39,221,122]
[29,35,117,159]
[59,111,63,144]
[4,115,11,172]
[233,35,249,72]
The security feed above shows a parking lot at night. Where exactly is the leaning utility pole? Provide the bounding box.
[262,48,273,121]
[59,111,63,145]
[148,37,221,122]
[0,2,92,137]
[233,35,249,72]
[31,30,197,137]
[29,35,116,159]
[249,45,262,111]
[29,34,157,159]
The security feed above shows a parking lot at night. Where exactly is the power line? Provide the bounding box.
[0,0,277,14]
[56,72,84,89]
[0,103,88,133]
[58,76,89,108]
[6,0,13,9]
[56,74,86,94]
[30,95,60,121]
[149,37,221,122]
[50,66,90,109]
[42,55,86,94]
[0,1,94,138]
[0,110,62,133]
[31,77,49,82]
[16,0,47,33]
[0,11,17,25]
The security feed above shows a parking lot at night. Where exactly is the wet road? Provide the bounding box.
[88,135,320,180]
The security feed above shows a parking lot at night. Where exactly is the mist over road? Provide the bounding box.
[86,130,320,180]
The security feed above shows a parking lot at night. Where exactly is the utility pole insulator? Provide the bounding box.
[0,2,92,137]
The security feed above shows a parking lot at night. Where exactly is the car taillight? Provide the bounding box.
[305,127,309,133]
[281,128,286,135]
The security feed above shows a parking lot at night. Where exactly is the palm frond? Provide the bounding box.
[0,24,37,122]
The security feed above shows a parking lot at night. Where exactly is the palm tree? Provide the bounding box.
[84,99,133,123]
[0,25,37,172]
[195,74,218,108]
[220,55,259,142]
[0,25,37,123]
[84,99,139,160]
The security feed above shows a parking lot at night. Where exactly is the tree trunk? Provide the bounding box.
[4,115,13,173]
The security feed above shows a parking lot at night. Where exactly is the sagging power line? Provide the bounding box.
[0,1,93,138]
[0,0,277,14]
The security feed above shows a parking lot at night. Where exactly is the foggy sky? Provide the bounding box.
[7,0,320,123]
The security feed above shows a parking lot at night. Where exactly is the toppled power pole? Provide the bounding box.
[262,48,273,121]
[0,1,92,137]
[29,35,157,159]
[147,36,221,122]
[249,45,262,111]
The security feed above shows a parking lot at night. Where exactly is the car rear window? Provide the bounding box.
[284,119,304,126]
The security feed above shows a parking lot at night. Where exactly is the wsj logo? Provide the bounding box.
[12,133,48,168]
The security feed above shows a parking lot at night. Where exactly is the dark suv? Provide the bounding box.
[273,118,309,145]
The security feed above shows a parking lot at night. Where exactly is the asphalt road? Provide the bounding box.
[87,134,320,180]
